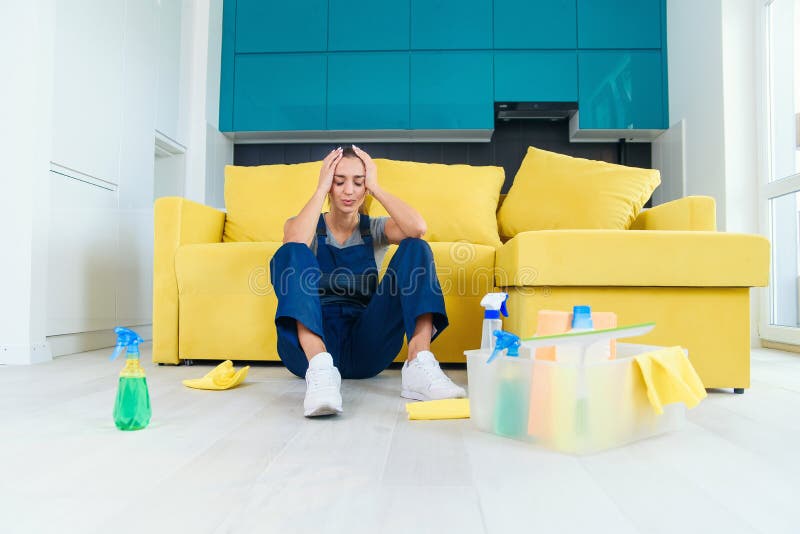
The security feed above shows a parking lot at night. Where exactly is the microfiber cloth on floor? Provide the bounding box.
[406,398,470,420]
[634,347,707,414]
[182,360,250,391]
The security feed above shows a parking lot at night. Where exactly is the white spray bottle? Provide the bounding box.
[480,292,509,350]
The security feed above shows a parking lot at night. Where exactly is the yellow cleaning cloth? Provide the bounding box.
[182,360,250,390]
[634,347,707,414]
[406,398,471,420]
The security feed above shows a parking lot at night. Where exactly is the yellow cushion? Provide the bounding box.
[223,162,329,243]
[371,159,504,247]
[497,146,661,236]
[495,230,770,287]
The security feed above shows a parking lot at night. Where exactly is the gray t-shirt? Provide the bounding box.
[310,215,390,269]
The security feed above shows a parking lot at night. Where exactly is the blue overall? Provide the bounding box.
[269,214,448,379]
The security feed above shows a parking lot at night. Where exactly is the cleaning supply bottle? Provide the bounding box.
[558,306,601,438]
[556,305,611,364]
[487,330,520,363]
[487,330,529,438]
[480,292,508,350]
[110,327,151,431]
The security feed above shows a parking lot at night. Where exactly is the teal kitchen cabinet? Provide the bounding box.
[577,50,665,130]
[221,0,669,136]
[494,0,577,49]
[328,0,409,51]
[494,51,578,102]
[233,54,327,131]
[410,52,493,129]
[235,0,328,52]
[327,53,410,129]
[410,0,492,50]
[577,0,663,49]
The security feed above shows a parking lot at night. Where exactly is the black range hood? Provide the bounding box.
[496,101,578,121]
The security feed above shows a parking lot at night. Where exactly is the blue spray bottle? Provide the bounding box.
[110,327,151,431]
[486,330,521,363]
[488,330,528,438]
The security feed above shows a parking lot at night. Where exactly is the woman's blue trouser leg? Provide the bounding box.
[269,242,326,378]
[346,238,449,379]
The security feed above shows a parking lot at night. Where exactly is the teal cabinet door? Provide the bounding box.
[495,51,578,102]
[235,0,327,52]
[329,0,409,51]
[410,52,493,129]
[328,53,409,129]
[494,0,577,49]
[577,0,662,49]
[578,50,665,130]
[410,0,492,50]
[233,54,327,131]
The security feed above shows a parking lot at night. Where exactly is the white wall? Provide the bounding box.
[662,0,760,233]
[180,0,233,208]
[651,120,686,205]
[0,0,55,364]
[721,0,759,235]
[1,0,230,363]
[205,0,234,209]
[660,0,728,226]
[156,0,184,143]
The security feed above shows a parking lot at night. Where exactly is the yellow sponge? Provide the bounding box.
[406,398,471,420]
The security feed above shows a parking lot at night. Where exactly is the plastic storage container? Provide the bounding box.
[465,339,686,455]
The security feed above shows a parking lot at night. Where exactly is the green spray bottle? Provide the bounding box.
[110,327,151,431]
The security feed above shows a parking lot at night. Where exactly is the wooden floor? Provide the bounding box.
[1,344,799,534]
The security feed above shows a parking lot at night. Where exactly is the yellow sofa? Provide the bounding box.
[152,162,769,392]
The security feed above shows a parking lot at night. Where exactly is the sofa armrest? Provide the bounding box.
[630,196,716,231]
[153,197,226,364]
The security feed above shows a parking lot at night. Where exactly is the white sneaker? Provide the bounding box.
[304,352,343,417]
[401,350,467,401]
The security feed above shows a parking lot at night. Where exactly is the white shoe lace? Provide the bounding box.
[307,367,337,389]
[412,359,455,388]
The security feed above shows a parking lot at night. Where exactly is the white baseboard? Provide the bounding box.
[0,342,53,365]
[47,324,152,358]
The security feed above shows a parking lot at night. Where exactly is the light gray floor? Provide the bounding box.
[1,344,798,534]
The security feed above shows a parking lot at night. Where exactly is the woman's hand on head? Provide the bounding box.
[318,147,343,194]
[351,145,379,194]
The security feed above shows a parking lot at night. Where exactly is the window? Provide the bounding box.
[761,0,800,343]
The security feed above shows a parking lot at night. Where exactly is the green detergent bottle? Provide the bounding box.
[488,330,528,438]
[110,327,151,431]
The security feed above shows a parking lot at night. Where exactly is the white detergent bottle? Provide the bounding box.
[556,305,611,364]
[480,292,509,350]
